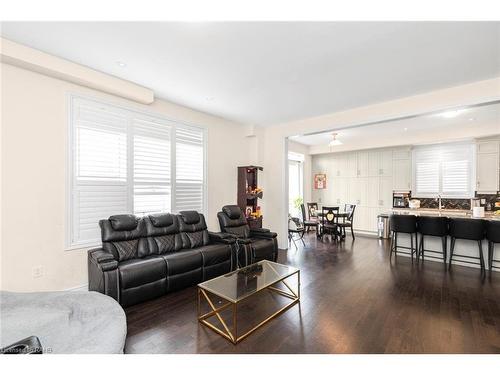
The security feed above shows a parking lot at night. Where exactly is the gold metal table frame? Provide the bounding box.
[197,265,300,344]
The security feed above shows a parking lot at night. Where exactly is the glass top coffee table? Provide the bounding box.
[197,260,300,344]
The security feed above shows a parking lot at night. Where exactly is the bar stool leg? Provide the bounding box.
[442,236,447,266]
[420,234,424,262]
[488,241,495,276]
[448,237,456,270]
[478,240,485,274]
[410,233,414,263]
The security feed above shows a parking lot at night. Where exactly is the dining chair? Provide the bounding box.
[318,206,340,240]
[336,204,356,240]
[301,203,318,232]
[288,215,305,249]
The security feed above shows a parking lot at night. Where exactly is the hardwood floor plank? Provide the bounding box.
[124,233,500,353]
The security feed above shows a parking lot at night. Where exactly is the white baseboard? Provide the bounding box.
[65,284,89,292]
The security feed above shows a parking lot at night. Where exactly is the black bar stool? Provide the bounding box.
[417,216,448,265]
[448,218,486,273]
[486,221,500,275]
[390,214,418,262]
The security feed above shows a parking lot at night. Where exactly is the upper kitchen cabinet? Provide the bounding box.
[476,140,499,193]
[358,149,393,177]
[379,150,393,176]
[345,153,357,177]
[393,148,412,191]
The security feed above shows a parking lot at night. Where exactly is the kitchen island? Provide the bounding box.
[384,208,499,272]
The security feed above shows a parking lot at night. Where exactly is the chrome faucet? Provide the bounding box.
[436,194,442,212]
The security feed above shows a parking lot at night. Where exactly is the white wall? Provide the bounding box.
[258,78,500,249]
[0,63,251,291]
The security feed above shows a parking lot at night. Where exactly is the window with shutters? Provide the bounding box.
[412,142,474,198]
[68,96,206,248]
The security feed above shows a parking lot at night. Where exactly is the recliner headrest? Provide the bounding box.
[109,214,138,231]
[222,205,242,220]
[149,213,174,227]
[179,211,201,225]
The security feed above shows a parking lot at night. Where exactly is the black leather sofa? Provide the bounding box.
[88,211,235,307]
[217,205,278,267]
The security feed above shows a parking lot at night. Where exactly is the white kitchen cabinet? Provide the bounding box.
[357,151,369,177]
[366,176,380,207]
[349,177,367,206]
[379,176,393,208]
[368,151,380,176]
[476,152,499,193]
[477,141,499,154]
[353,206,368,230]
[345,153,357,177]
[379,150,393,176]
[393,158,411,191]
[336,154,347,177]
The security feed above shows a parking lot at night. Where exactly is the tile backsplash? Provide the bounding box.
[413,193,498,211]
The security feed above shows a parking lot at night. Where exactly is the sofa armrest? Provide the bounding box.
[88,248,118,271]
[208,231,236,245]
[250,228,277,239]
[250,227,270,233]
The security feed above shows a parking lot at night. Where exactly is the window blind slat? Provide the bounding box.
[413,143,473,198]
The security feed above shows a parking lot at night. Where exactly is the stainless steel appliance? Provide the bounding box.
[377,214,390,239]
[393,191,411,208]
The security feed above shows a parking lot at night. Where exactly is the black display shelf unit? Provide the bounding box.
[237,166,263,229]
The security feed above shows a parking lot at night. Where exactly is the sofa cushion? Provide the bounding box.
[100,215,146,260]
[178,211,210,249]
[119,256,167,290]
[144,214,182,256]
[179,210,201,225]
[222,205,242,220]
[162,250,202,275]
[198,244,232,266]
[114,239,139,261]
[109,214,138,231]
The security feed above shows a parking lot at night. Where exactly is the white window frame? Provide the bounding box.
[66,94,208,250]
[411,141,476,199]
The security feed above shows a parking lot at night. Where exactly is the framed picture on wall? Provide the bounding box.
[314,173,327,189]
[245,206,254,217]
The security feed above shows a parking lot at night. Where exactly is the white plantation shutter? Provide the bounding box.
[71,100,129,245]
[413,142,474,198]
[133,118,171,215]
[174,126,205,212]
[69,97,206,247]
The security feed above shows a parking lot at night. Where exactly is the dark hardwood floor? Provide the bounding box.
[124,233,500,353]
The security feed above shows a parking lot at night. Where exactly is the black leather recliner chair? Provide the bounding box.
[217,205,278,267]
[88,211,235,307]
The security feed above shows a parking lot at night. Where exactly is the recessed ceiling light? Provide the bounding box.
[116,61,127,67]
[205,96,214,101]
[328,133,342,146]
[437,109,467,119]
[404,127,408,131]
[468,117,476,121]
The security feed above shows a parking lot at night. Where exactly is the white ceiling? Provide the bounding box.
[290,103,500,152]
[1,22,500,126]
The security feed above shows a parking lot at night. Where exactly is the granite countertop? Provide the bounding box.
[388,207,500,221]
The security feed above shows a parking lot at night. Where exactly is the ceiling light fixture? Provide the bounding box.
[328,133,343,146]
[116,61,127,67]
[437,109,467,119]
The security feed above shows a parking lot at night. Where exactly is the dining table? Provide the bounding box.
[315,207,350,240]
